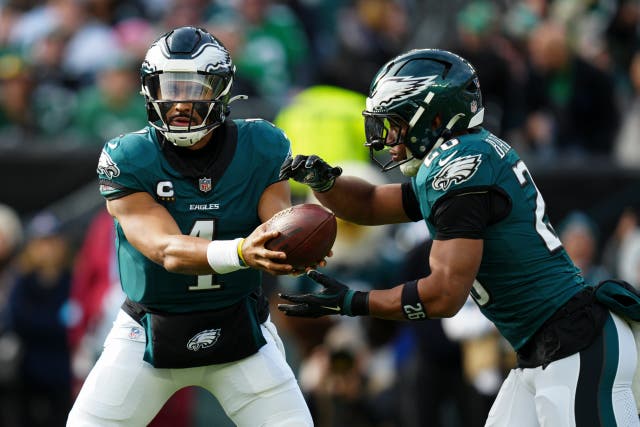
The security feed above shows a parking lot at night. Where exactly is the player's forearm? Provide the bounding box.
[160,235,212,275]
[314,176,386,225]
[368,277,467,320]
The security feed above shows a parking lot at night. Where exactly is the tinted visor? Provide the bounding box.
[145,72,229,101]
[364,115,406,150]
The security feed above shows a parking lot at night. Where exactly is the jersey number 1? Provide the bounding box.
[188,219,221,291]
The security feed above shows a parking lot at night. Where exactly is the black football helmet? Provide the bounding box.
[140,26,238,147]
[363,49,484,175]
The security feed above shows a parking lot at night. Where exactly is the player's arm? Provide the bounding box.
[279,189,509,319]
[256,179,291,222]
[368,238,481,319]
[315,177,409,225]
[279,238,480,319]
[236,179,295,270]
[279,154,411,225]
[107,192,293,276]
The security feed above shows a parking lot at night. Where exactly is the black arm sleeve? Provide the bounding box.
[431,187,511,240]
[401,182,423,222]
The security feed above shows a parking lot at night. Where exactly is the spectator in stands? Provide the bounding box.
[558,210,611,286]
[602,207,639,279]
[0,4,19,48]
[0,203,22,304]
[613,208,640,289]
[211,0,312,107]
[27,28,80,139]
[5,211,72,427]
[0,48,75,145]
[450,1,524,137]
[0,51,37,145]
[69,53,147,145]
[297,321,377,427]
[0,203,24,427]
[320,0,410,95]
[614,49,640,168]
[523,20,620,158]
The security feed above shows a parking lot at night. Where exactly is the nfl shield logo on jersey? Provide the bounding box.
[199,177,212,193]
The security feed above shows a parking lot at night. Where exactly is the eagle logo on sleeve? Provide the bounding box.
[432,154,482,191]
[97,150,120,179]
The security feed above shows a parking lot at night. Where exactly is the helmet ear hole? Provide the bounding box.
[431,114,442,130]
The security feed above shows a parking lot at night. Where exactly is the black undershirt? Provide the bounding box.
[401,182,511,239]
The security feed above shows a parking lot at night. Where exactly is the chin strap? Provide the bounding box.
[399,153,422,176]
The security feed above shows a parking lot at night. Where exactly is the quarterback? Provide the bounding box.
[67,27,312,426]
[279,49,640,426]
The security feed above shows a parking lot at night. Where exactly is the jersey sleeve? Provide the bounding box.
[244,119,292,186]
[97,134,147,200]
[424,147,495,209]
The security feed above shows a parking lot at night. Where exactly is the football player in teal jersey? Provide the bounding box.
[67,27,313,426]
[279,49,640,426]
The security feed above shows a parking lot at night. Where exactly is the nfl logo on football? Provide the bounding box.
[199,177,212,193]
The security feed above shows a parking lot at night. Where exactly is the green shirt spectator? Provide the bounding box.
[70,58,147,145]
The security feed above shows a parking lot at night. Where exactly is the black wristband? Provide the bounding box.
[345,290,370,316]
[401,280,428,321]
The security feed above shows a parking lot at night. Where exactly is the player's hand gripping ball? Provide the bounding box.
[265,204,337,269]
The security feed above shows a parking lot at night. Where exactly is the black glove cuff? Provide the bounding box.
[310,166,342,193]
[310,177,336,193]
[345,291,370,316]
[401,280,428,321]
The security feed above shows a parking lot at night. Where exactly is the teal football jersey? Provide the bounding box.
[97,120,291,312]
[412,128,584,350]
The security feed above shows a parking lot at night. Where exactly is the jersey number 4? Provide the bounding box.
[188,219,221,291]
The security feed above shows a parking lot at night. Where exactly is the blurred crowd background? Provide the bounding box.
[0,0,639,426]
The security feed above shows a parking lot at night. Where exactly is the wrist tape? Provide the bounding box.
[207,238,249,274]
[401,280,428,320]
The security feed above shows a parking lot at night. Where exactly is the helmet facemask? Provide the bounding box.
[142,72,232,147]
[364,114,414,172]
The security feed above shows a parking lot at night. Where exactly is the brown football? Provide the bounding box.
[265,204,337,269]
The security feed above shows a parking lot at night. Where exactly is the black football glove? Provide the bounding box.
[279,155,343,192]
[278,270,369,317]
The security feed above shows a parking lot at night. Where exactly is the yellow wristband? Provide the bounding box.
[237,238,247,267]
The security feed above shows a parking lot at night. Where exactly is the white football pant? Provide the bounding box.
[486,312,639,427]
[67,310,313,426]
